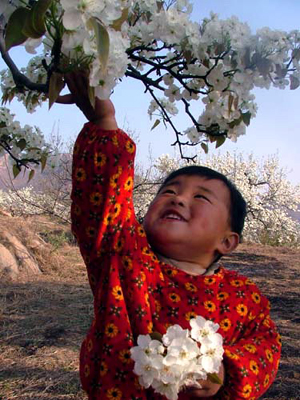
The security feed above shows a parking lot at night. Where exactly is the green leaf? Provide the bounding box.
[28,169,35,182]
[207,373,223,385]
[40,153,47,172]
[5,7,30,51]
[241,111,251,126]
[32,0,52,36]
[48,72,64,109]
[16,138,27,151]
[216,135,226,148]
[111,8,129,31]
[22,9,43,39]
[151,119,161,131]
[13,164,21,179]
[150,331,163,342]
[201,142,208,154]
[89,17,110,71]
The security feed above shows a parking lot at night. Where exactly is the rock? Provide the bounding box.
[0,230,41,279]
[0,243,19,279]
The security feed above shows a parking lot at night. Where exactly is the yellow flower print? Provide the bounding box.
[265,349,273,363]
[147,321,153,333]
[100,361,108,376]
[112,286,124,301]
[185,311,197,321]
[86,226,96,238]
[125,140,135,153]
[103,213,113,225]
[107,387,122,400]
[87,339,93,352]
[142,247,152,257]
[90,192,102,206]
[73,204,81,216]
[112,135,119,146]
[165,268,178,277]
[105,323,119,338]
[220,318,232,331]
[225,348,239,360]
[185,282,198,292]
[276,333,282,346]
[204,277,216,285]
[249,360,259,375]
[73,143,80,155]
[251,292,261,304]
[155,300,161,312]
[245,278,255,285]
[248,311,256,321]
[114,237,124,252]
[140,271,146,282]
[263,316,271,328]
[217,292,229,301]
[122,256,133,270]
[110,173,119,188]
[74,167,86,181]
[241,384,252,398]
[145,292,150,306]
[84,363,90,377]
[126,208,132,220]
[230,279,244,287]
[204,300,216,312]
[94,152,106,167]
[124,176,133,191]
[263,374,270,387]
[243,344,257,354]
[137,226,146,237]
[236,303,248,317]
[119,349,132,364]
[169,293,181,303]
[112,203,121,218]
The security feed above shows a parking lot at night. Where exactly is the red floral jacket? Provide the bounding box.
[71,123,281,400]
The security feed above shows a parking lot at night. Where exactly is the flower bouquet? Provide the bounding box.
[130,316,224,400]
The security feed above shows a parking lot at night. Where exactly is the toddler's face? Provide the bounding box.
[143,174,234,267]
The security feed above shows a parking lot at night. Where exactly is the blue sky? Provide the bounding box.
[0,0,299,184]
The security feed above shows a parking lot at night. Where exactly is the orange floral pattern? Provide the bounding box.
[71,123,281,399]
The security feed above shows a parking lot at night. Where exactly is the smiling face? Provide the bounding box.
[143,174,239,269]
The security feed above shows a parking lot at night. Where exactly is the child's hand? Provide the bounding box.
[56,71,118,129]
[184,363,225,398]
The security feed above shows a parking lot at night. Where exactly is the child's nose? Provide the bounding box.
[170,195,186,207]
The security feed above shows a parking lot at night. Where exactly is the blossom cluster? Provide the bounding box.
[1,0,300,163]
[130,316,224,400]
[0,107,53,172]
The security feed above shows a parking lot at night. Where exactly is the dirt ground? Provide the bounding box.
[0,219,299,400]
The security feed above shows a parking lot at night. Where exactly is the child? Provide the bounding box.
[63,74,281,399]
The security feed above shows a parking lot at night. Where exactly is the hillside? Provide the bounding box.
[0,215,299,399]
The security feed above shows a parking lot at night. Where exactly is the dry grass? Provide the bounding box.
[0,216,299,399]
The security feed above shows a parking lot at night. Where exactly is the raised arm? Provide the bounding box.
[57,71,118,130]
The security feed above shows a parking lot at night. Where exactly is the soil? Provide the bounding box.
[0,216,299,400]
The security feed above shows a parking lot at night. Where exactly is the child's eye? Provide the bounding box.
[195,194,210,202]
[163,189,176,194]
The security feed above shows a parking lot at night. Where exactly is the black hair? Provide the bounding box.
[160,165,247,237]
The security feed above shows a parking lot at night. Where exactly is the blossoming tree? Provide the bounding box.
[0,0,300,175]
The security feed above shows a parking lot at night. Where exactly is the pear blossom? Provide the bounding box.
[131,318,224,400]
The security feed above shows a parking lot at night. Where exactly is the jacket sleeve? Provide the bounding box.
[71,122,139,292]
[217,284,281,400]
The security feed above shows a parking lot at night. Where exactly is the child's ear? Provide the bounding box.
[218,232,240,256]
